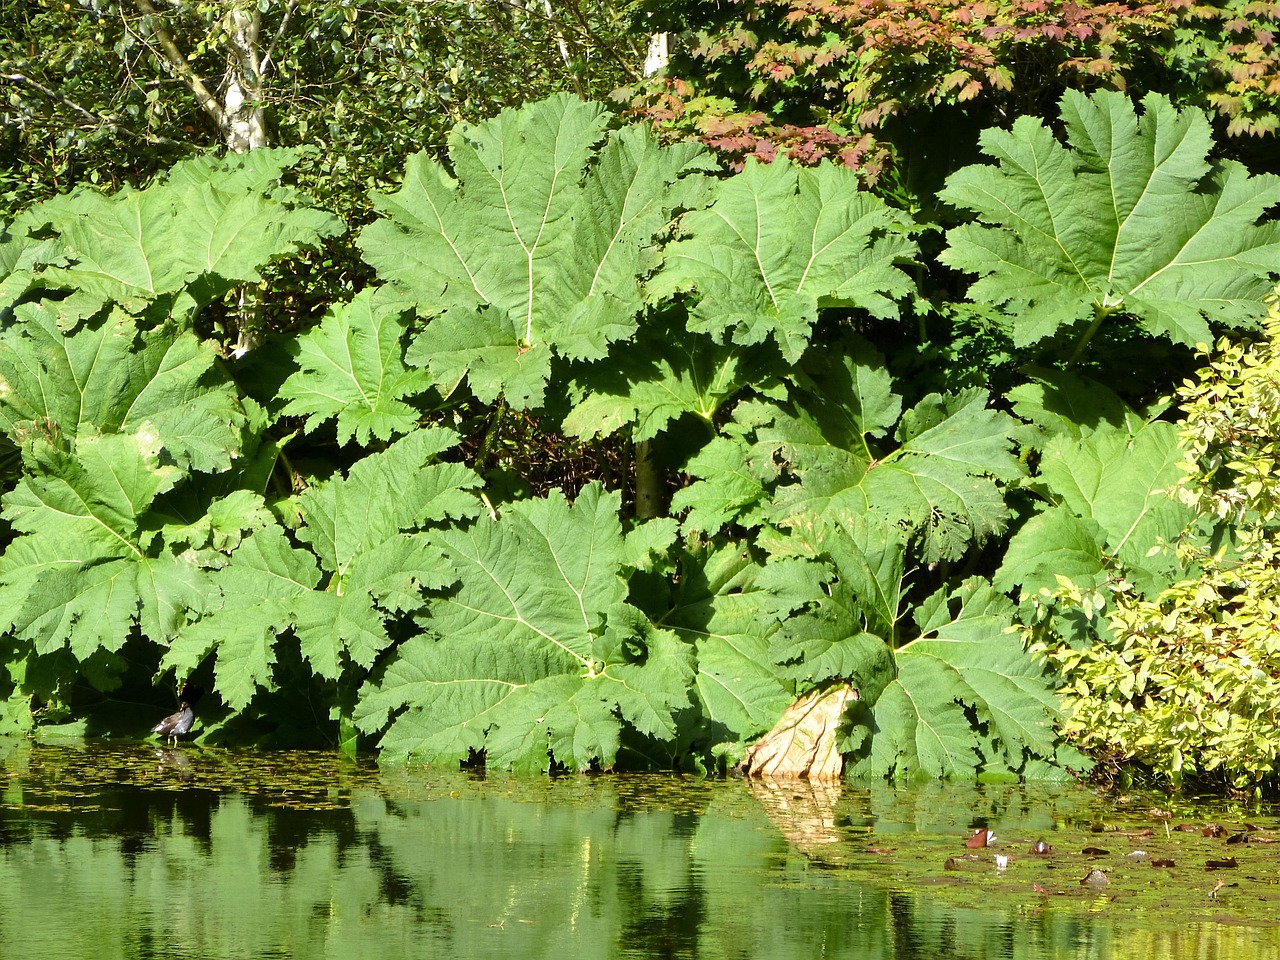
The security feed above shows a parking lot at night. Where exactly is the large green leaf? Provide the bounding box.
[278,290,436,446]
[738,340,1022,562]
[847,579,1060,778]
[0,433,202,655]
[361,96,713,407]
[657,543,794,757]
[940,90,1280,348]
[0,303,244,471]
[162,524,321,711]
[355,484,694,771]
[651,159,917,363]
[563,331,757,442]
[668,436,771,537]
[765,514,901,712]
[997,418,1191,596]
[289,430,478,677]
[9,149,341,315]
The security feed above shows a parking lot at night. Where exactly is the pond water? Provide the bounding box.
[3,741,1279,960]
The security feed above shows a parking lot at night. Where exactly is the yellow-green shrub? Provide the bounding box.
[1030,297,1280,791]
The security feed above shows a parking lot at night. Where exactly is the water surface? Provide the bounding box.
[2,741,1278,959]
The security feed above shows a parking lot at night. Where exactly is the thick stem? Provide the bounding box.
[634,437,663,519]
[1064,301,1112,370]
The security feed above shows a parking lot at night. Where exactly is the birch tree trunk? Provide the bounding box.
[221,6,269,153]
[135,0,275,352]
[134,0,269,153]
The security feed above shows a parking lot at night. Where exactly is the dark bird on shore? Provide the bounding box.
[152,684,204,746]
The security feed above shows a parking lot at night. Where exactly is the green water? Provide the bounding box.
[2,741,1278,959]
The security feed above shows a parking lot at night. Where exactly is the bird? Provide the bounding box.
[152,684,204,746]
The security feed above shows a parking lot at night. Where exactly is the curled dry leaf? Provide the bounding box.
[740,684,858,780]
[966,828,996,848]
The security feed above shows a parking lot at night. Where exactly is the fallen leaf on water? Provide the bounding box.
[1152,858,1177,868]
[1082,846,1110,856]
[1080,869,1108,887]
[1206,858,1239,871]
[1203,824,1225,838]
[1032,882,1050,895]
[966,828,996,848]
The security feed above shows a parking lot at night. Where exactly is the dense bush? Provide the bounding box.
[1029,296,1280,791]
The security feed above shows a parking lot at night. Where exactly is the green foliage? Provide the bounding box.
[673,337,1024,564]
[278,290,434,446]
[1028,298,1280,790]
[940,90,1280,360]
[5,89,1276,784]
[0,305,245,663]
[361,95,715,408]
[764,512,1063,778]
[354,483,696,771]
[996,372,1193,598]
[2,148,341,325]
[164,430,478,711]
[650,157,916,362]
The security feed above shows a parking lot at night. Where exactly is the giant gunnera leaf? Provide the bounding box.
[678,335,1024,563]
[5,148,341,320]
[762,512,1064,778]
[278,289,435,446]
[359,95,715,409]
[651,158,917,363]
[845,578,1061,779]
[161,431,479,710]
[354,484,694,772]
[940,90,1280,350]
[0,305,248,660]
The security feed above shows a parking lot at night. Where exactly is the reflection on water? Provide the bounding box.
[1,742,1279,960]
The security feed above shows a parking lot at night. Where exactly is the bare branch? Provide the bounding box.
[134,0,226,128]
[260,0,300,81]
[1,72,184,147]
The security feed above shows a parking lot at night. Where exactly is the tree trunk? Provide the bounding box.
[221,7,268,153]
[643,31,668,77]
[134,0,273,352]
